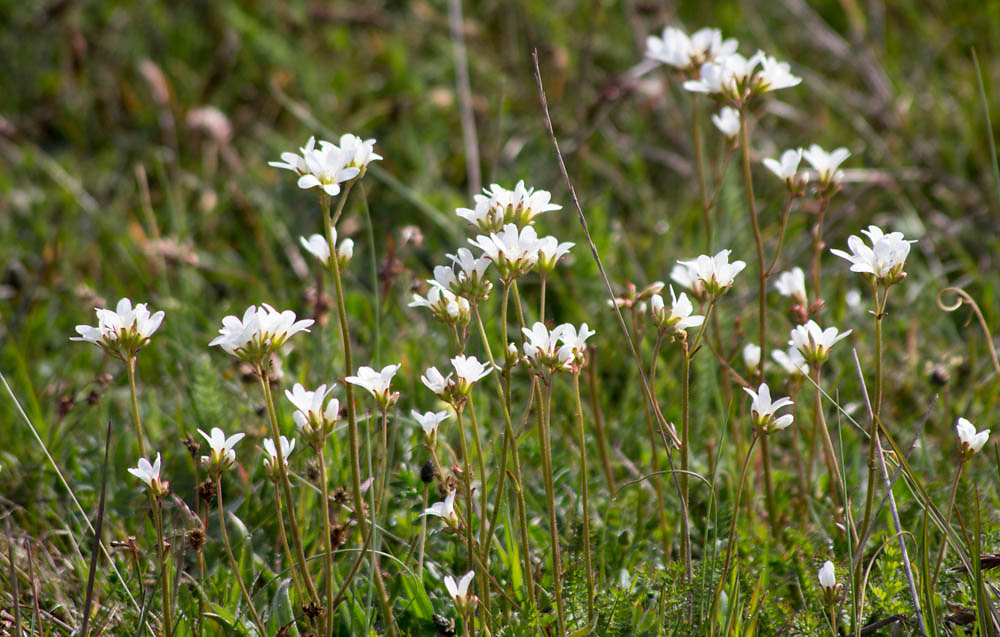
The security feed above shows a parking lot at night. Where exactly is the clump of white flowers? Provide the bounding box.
[421,355,493,406]
[469,223,542,281]
[522,322,595,373]
[675,250,747,297]
[457,181,561,232]
[645,26,737,71]
[209,304,314,366]
[830,225,916,287]
[72,298,165,360]
[269,134,381,195]
[683,50,801,105]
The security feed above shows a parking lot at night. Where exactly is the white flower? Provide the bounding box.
[456,181,561,232]
[420,366,452,397]
[422,490,458,527]
[469,223,542,280]
[956,418,990,456]
[209,304,314,365]
[651,287,704,335]
[270,137,360,197]
[712,106,740,138]
[198,427,245,473]
[773,267,808,305]
[558,323,596,367]
[451,355,493,394]
[300,230,354,268]
[128,452,168,496]
[772,347,809,377]
[763,148,804,188]
[789,320,852,365]
[444,569,477,611]
[412,409,449,440]
[345,364,401,409]
[755,54,802,93]
[336,133,382,171]
[536,236,574,274]
[830,225,916,286]
[743,343,761,370]
[670,262,706,300]
[683,52,761,99]
[409,284,471,326]
[285,383,339,440]
[744,383,794,434]
[676,250,746,296]
[818,561,836,591]
[646,26,737,70]
[71,298,165,359]
[802,145,850,186]
[262,435,295,476]
[522,322,572,370]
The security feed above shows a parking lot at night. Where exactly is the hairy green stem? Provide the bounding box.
[152,495,173,636]
[538,379,566,636]
[272,480,303,602]
[126,357,147,458]
[572,371,595,621]
[691,93,711,249]
[318,446,334,637]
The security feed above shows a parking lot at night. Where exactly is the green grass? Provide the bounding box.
[2,1,1000,635]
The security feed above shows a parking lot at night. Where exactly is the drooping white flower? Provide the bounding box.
[772,347,809,377]
[456,181,561,232]
[72,298,165,359]
[712,106,741,139]
[300,229,354,268]
[422,490,458,527]
[285,383,339,441]
[818,561,836,591]
[773,267,808,305]
[209,304,314,365]
[198,427,245,473]
[763,148,804,189]
[676,250,747,297]
[128,452,168,496]
[336,133,382,172]
[443,569,477,611]
[345,364,401,409]
[830,225,916,286]
[262,435,296,476]
[469,223,542,280]
[270,137,360,197]
[536,236,574,274]
[956,418,990,457]
[412,409,450,440]
[789,320,851,365]
[802,145,850,186]
[743,343,761,371]
[744,383,794,434]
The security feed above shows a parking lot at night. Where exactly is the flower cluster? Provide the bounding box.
[269,134,380,196]
[673,250,746,298]
[72,298,165,360]
[763,145,850,192]
[521,322,595,372]
[457,180,562,232]
[831,225,915,287]
[645,26,737,71]
[209,304,314,366]
[683,50,801,104]
[286,383,340,446]
[421,355,493,405]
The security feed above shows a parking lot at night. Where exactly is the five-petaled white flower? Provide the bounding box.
[262,435,295,477]
[469,223,542,281]
[802,145,850,186]
[536,236,575,274]
[712,106,741,139]
[558,323,596,367]
[420,366,452,397]
[336,133,382,172]
[422,490,459,527]
[744,382,794,434]
[772,347,809,377]
[773,267,808,305]
[743,343,761,371]
[670,261,706,301]
[830,225,916,286]
[755,54,802,93]
[444,569,478,612]
[346,364,401,410]
[285,383,340,441]
[956,418,990,457]
[451,355,493,395]
[72,298,165,360]
[128,452,169,496]
[300,229,354,268]
[456,181,561,232]
[412,409,450,441]
[269,137,361,197]
[209,304,314,365]
[789,320,852,365]
[676,250,746,297]
[199,427,245,473]
[651,286,704,336]
[646,26,737,70]
[763,148,804,189]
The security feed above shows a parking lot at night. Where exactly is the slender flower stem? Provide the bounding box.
[739,108,778,536]
[711,433,760,624]
[318,446,335,637]
[272,480,303,602]
[680,341,693,582]
[474,304,536,607]
[151,495,173,637]
[691,93,711,249]
[572,371,595,621]
[465,399,493,621]
[585,355,616,494]
[540,275,547,322]
[126,357,147,458]
[259,372,319,604]
[322,190,397,635]
[810,196,831,308]
[215,475,267,636]
[454,407,478,569]
[537,378,566,637]
[811,366,845,511]
[932,461,965,588]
